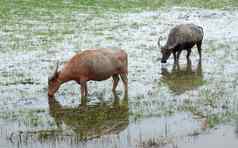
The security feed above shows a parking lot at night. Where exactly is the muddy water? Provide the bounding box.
[0,6,238,148]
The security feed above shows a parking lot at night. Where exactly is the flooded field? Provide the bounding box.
[0,1,238,148]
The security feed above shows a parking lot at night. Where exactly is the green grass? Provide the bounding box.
[1,0,238,19]
[0,0,237,53]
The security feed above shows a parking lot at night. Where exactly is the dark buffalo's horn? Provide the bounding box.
[157,36,162,47]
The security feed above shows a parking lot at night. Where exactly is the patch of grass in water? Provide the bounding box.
[0,71,39,86]
[179,99,206,118]
[139,137,174,148]
[105,36,114,40]
[0,109,59,136]
[180,100,235,128]
[179,82,237,128]
[207,112,233,128]
[35,29,74,37]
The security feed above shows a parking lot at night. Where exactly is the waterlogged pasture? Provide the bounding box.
[0,1,238,148]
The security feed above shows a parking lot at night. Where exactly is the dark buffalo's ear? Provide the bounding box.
[160,46,167,53]
[167,46,174,53]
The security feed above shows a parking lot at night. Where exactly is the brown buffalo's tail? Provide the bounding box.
[119,49,128,75]
[125,52,128,75]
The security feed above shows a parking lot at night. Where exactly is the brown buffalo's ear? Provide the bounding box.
[48,71,60,85]
[53,61,59,76]
[49,61,60,82]
[53,71,60,79]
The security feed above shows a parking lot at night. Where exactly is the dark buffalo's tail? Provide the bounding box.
[198,26,204,37]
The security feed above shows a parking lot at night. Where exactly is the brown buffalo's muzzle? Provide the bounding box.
[48,92,54,97]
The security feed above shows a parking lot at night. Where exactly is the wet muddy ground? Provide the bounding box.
[0,3,238,148]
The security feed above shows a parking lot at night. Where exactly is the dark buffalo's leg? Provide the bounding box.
[197,41,202,60]
[112,74,119,92]
[176,50,182,62]
[186,48,191,60]
[173,51,177,63]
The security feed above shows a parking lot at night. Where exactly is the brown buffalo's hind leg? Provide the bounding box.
[78,80,88,106]
[197,41,202,60]
[112,74,120,92]
[85,83,88,97]
[120,73,128,97]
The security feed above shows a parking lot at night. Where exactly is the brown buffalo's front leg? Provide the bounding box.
[80,80,87,99]
[112,74,119,92]
[85,83,88,97]
[120,73,128,98]
[77,81,88,97]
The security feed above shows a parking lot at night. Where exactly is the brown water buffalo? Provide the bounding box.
[48,48,128,99]
[158,24,204,63]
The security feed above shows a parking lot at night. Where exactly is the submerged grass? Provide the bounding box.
[0,109,48,128]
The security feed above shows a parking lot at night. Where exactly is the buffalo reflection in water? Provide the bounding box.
[161,60,205,94]
[8,94,129,145]
[48,93,129,141]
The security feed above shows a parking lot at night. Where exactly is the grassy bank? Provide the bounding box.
[0,0,238,18]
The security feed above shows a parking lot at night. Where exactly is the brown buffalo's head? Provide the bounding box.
[48,62,61,97]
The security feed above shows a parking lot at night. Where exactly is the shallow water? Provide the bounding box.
[0,3,238,148]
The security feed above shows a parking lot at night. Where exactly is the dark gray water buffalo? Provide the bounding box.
[48,48,128,99]
[158,24,204,63]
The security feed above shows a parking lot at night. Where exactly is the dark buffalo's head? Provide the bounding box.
[160,46,172,63]
[158,37,172,63]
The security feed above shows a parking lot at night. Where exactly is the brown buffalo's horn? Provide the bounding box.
[53,61,59,76]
